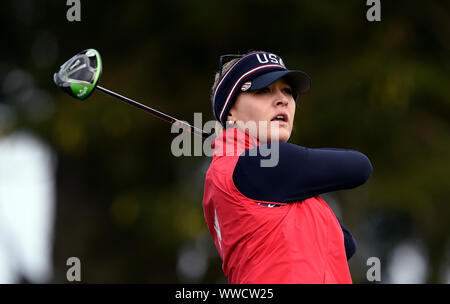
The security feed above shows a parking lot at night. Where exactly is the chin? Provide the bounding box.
[255,123,291,143]
[265,128,291,143]
[278,132,291,142]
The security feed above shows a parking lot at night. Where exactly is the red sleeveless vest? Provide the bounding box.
[202,128,352,283]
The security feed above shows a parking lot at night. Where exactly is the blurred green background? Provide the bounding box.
[0,0,449,283]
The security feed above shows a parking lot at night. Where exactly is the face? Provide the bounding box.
[228,78,296,142]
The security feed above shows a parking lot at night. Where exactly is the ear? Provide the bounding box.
[226,109,236,127]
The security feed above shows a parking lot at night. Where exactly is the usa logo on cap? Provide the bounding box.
[241,81,252,91]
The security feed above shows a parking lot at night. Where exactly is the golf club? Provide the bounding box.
[54,49,211,138]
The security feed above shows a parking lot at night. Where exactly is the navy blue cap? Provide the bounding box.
[212,51,311,126]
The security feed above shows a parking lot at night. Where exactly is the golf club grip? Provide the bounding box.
[96,85,211,139]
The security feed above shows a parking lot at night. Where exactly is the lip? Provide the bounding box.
[270,111,289,125]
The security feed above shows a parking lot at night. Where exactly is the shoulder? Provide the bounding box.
[209,127,259,175]
[204,128,259,196]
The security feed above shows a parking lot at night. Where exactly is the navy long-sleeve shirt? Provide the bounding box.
[232,142,373,259]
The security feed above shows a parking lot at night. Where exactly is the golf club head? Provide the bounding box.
[54,49,102,101]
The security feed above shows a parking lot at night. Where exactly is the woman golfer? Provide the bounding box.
[202,51,373,283]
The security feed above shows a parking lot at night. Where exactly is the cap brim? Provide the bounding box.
[248,70,311,95]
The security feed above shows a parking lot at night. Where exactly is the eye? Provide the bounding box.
[283,87,293,96]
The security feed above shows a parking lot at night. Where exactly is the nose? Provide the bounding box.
[273,88,289,107]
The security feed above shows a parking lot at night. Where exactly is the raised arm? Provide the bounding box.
[233,142,373,203]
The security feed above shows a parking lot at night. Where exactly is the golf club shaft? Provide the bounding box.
[96,85,211,139]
